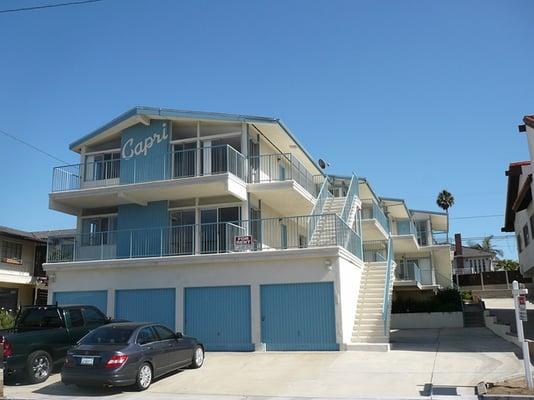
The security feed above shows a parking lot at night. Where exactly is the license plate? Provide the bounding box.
[80,357,94,366]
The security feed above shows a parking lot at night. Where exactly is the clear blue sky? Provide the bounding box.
[1,0,533,259]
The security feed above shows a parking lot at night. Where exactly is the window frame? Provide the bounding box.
[0,239,23,265]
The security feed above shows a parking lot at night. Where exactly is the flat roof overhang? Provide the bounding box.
[49,174,247,215]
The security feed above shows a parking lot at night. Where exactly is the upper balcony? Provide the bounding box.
[50,146,321,215]
[361,200,389,240]
[45,213,362,265]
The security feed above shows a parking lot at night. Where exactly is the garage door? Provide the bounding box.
[53,290,108,314]
[184,285,253,351]
[260,282,338,351]
[115,288,175,329]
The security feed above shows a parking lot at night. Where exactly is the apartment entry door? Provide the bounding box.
[200,206,241,254]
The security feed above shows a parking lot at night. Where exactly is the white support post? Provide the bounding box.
[512,280,533,389]
[480,272,485,291]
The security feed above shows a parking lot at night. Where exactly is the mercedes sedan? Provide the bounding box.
[61,322,204,390]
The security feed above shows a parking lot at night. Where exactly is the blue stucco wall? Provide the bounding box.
[120,119,171,184]
[116,201,169,258]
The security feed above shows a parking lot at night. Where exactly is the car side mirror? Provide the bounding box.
[175,332,183,339]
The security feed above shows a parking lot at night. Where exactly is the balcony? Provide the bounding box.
[247,153,323,215]
[46,213,362,264]
[50,145,248,214]
[391,219,419,253]
[50,147,322,216]
[394,261,423,288]
[361,201,389,240]
[363,241,388,263]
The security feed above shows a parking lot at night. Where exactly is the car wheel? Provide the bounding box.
[189,346,204,369]
[135,362,152,391]
[26,350,52,384]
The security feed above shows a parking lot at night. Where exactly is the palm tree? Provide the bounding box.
[436,189,455,238]
[469,235,504,258]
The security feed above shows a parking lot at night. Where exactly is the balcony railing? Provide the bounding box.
[395,219,417,236]
[363,241,388,262]
[51,148,322,199]
[51,145,246,192]
[395,261,422,282]
[248,153,321,197]
[362,201,389,233]
[46,213,362,263]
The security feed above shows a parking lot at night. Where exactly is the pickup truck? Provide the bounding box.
[1,305,111,383]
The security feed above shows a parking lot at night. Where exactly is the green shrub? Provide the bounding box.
[392,289,463,313]
[0,310,15,329]
[461,291,473,301]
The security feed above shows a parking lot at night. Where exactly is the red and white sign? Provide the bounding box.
[234,235,253,251]
[519,294,528,321]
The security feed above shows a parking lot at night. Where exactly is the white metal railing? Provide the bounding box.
[47,213,363,263]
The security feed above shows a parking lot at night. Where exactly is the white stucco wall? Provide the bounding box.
[391,312,463,329]
[47,248,362,350]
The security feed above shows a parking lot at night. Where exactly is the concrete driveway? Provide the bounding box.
[4,328,525,399]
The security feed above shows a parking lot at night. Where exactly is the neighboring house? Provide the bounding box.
[452,233,496,275]
[502,115,534,276]
[44,106,453,351]
[0,226,75,309]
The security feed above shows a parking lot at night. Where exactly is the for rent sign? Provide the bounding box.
[234,235,253,251]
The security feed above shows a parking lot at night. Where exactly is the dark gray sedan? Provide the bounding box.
[61,322,204,390]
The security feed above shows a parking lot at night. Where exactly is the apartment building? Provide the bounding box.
[502,115,534,276]
[45,106,453,351]
[0,226,51,309]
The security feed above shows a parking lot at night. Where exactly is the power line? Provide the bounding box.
[450,214,504,220]
[0,0,104,14]
[0,128,68,164]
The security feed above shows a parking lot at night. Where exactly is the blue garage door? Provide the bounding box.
[115,288,175,329]
[184,285,253,351]
[53,291,108,315]
[261,282,338,351]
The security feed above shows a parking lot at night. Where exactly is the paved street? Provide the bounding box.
[4,328,525,399]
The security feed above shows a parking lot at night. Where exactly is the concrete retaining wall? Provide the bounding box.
[391,312,464,329]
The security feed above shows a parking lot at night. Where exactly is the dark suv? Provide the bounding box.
[1,305,110,383]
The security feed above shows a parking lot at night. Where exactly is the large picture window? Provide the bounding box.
[1,240,22,264]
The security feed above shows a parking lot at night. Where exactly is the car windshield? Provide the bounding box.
[79,326,134,345]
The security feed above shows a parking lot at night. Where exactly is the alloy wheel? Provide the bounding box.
[32,356,50,380]
[139,364,152,389]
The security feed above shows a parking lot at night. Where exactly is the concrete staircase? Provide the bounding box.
[463,303,486,327]
[347,262,394,351]
[309,196,358,246]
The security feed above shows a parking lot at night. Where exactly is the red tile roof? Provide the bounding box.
[524,116,534,129]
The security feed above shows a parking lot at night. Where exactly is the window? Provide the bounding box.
[482,259,486,270]
[80,326,133,345]
[68,309,84,327]
[517,233,523,253]
[82,307,107,324]
[85,152,120,181]
[153,325,175,341]
[137,327,158,345]
[17,308,63,329]
[81,216,117,246]
[524,224,530,248]
[1,240,22,264]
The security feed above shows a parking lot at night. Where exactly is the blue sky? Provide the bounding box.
[1,0,533,258]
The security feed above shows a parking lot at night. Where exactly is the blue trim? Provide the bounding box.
[68,106,324,175]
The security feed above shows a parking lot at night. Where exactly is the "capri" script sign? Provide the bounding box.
[121,124,168,160]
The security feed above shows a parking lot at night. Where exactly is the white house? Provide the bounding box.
[44,107,453,351]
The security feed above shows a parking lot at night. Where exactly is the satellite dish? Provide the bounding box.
[318,159,330,169]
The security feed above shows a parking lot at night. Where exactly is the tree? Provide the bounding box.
[469,235,504,258]
[495,259,519,271]
[436,189,455,238]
